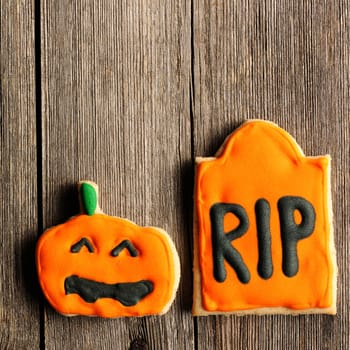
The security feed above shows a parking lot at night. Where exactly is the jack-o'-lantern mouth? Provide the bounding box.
[64,275,154,306]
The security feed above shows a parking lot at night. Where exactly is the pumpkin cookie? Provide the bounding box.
[193,120,336,315]
[36,181,180,317]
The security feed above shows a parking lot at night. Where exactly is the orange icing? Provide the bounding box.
[195,120,334,311]
[36,214,178,317]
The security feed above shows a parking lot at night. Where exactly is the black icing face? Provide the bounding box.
[64,276,154,306]
[64,238,154,306]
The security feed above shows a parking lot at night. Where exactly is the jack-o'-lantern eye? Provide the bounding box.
[111,240,138,257]
[70,237,94,253]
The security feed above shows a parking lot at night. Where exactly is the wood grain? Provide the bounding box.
[40,1,193,349]
[0,0,40,348]
[193,1,349,349]
[0,0,348,348]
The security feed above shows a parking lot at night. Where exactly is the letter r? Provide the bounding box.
[210,203,250,284]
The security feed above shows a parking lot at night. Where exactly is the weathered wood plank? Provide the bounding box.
[41,1,193,349]
[0,0,40,348]
[193,0,349,349]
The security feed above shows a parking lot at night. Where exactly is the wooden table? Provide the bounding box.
[1,1,349,349]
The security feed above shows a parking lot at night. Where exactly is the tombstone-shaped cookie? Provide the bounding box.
[193,120,336,315]
[36,181,180,317]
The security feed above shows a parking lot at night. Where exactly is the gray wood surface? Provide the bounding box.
[0,1,40,349]
[193,1,349,349]
[40,1,193,349]
[0,0,349,349]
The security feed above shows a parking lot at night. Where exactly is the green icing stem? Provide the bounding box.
[80,183,97,216]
